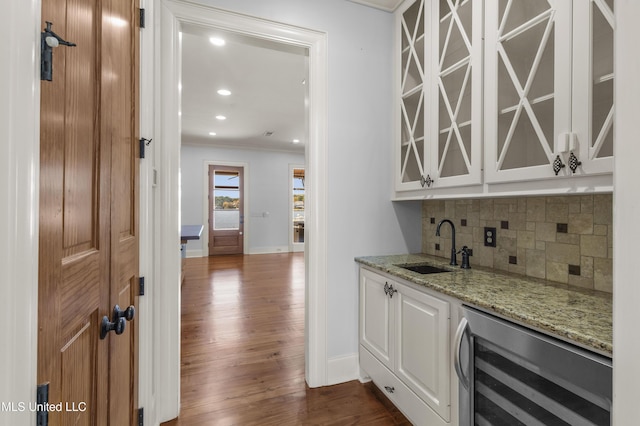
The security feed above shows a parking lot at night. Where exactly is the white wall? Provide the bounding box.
[181,144,305,254]
[612,1,640,423]
[184,0,422,360]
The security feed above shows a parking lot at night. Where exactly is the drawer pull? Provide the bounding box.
[384,386,395,393]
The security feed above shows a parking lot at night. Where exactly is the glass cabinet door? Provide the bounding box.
[397,0,427,190]
[572,0,615,175]
[484,0,572,183]
[429,0,483,187]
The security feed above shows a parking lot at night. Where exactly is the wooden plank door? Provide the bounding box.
[38,0,139,424]
[209,165,244,255]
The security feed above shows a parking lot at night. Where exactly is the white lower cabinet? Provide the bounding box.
[359,267,452,425]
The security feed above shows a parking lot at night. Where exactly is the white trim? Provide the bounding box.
[248,246,290,255]
[154,1,183,421]
[0,1,41,423]
[327,353,360,386]
[186,249,204,258]
[138,0,158,424]
[289,163,305,253]
[201,160,250,257]
[157,7,329,421]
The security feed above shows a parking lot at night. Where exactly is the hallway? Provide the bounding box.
[161,253,410,425]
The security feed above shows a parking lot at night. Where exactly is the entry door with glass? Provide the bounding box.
[291,167,305,251]
[209,165,244,255]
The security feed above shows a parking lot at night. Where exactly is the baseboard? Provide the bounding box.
[186,247,295,257]
[186,249,204,258]
[327,353,359,386]
[247,246,290,255]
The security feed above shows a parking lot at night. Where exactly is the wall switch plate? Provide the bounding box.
[484,227,497,247]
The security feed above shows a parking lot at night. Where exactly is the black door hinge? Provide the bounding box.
[139,138,152,159]
[138,407,144,426]
[139,276,145,296]
[139,8,146,29]
[36,383,49,426]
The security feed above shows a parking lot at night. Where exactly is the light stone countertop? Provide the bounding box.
[355,253,612,357]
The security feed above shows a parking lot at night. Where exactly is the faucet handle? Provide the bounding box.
[458,246,471,269]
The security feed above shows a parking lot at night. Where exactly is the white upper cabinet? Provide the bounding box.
[395,0,615,196]
[396,0,483,192]
[572,0,615,175]
[396,0,427,191]
[427,0,483,188]
[484,0,614,183]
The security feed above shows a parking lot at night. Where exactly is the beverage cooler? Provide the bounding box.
[454,306,612,426]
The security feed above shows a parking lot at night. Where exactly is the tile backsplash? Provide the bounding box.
[422,194,613,293]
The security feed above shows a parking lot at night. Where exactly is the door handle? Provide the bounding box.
[113,304,135,322]
[100,315,126,340]
[454,317,470,390]
[100,304,134,339]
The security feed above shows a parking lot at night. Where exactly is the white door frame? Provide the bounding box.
[154,0,329,420]
[202,161,250,257]
[0,0,41,423]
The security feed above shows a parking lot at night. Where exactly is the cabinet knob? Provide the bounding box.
[552,155,566,175]
[384,283,397,298]
[569,152,582,174]
[420,174,434,188]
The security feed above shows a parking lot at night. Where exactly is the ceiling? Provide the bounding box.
[347,0,403,12]
[180,24,308,153]
[180,2,396,153]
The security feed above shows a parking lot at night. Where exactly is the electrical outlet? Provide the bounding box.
[484,227,497,247]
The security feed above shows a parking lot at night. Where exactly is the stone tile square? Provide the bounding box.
[547,261,569,284]
[581,235,608,258]
[535,222,557,242]
[516,230,536,249]
[526,197,546,222]
[546,242,580,265]
[594,257,613,293]
[526,249,546,279]
[546,202,569,223]
[593,194,613,225]
[568,213,594,235]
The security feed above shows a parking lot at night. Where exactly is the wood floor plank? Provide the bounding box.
[161,253,411,425]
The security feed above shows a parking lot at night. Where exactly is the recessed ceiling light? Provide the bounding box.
[209,132,217,136]
[217,89,231,96]
[292,139,300,144]
[216,115,226,120]
[209,37,225,46]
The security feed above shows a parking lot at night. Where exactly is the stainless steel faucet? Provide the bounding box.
[436,219,457,266]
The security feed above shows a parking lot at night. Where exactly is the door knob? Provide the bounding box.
[113,304,135,322]
[100,316,126,340]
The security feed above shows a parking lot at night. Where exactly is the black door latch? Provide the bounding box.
[41,21,76,81]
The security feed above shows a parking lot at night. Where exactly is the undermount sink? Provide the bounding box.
[396,263,451,274]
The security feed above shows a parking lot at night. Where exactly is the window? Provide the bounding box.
[213,170,240,230]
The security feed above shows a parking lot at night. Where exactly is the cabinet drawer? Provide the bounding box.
[360,346,448,426]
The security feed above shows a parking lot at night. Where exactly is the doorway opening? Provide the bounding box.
[156,7,329,417]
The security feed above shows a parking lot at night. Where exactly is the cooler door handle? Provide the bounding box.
[454,317,470,390]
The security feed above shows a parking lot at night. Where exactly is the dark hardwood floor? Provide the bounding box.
[161,253,410,425]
